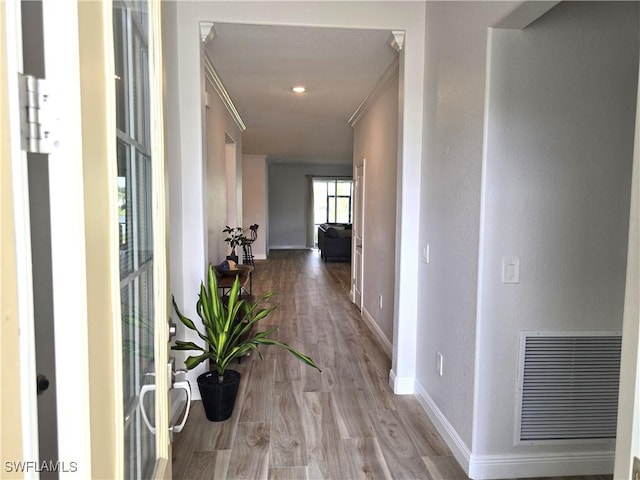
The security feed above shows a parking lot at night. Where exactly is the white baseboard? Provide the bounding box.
[388,369,414,394]
[254,253,267,260]
[413,382,472,474]
[413,381,615,479]
[468,451,614,479]
[361,306,393,358]
[269,245,310,250]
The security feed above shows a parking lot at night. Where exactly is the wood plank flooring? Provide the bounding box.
[172,249,612,480]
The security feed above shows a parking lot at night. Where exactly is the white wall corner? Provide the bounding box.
[414,381,472,476]
[467,452,614,480]
[362,306,393,358]
[388,369,414,395]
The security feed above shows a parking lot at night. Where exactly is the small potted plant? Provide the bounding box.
[172,264,321,421]
[222,226,246,263]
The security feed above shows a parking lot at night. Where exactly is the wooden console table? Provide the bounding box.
[215,265,253,300]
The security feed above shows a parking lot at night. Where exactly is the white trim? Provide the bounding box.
[351,159,365,311]
[414,381,472,475]
[361,306,392,358]
[270,245,311,250]
[199,21,215,43]
[388,369,414,395]
[202,52,246,131]
[253,253,267,260]
[614,42,640,480]
[348,57,399,127]
[414,380,615,480]
[6,0,39,471]
[468,451,614,480]
[389,30,405,52]
[42,0,92,477]
[149,0,171,472]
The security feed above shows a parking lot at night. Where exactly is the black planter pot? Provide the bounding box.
[197,370,241,422]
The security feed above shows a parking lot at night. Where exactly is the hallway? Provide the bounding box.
[171,250,611,480]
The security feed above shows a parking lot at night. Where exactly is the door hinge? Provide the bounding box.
[19,74,59,153]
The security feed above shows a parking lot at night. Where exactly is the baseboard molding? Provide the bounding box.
[361,306,393,358]
[468,451,614,479]
[388,369,414,394]
[254,253,267,260]
[413,381,615,479]
[413,382,472,475]
[269,245,310,250]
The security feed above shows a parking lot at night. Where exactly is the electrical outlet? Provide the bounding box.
[436,352,443,376]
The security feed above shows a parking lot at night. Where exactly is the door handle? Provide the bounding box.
[170,380,191,433]
[139,373,192,435]
[139,384,156,434]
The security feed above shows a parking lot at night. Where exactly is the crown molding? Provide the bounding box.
[348,56,400,127]
[202,53,247,132]
[200,22,215,43]
[390,30,405,52]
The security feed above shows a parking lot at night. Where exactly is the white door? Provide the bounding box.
[352,160,365,310]
[2,1,185,478]
[113,1,190,478]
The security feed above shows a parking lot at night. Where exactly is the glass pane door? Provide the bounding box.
[114,1,156,477]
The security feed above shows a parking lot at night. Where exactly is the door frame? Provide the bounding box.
[2,0,34,470]
[613,57,640,479]
[352,159,365,310]
[2,0,171,477]
[4,0,94,475]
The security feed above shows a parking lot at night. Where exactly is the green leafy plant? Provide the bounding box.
[172,264,321,382]
[222,226,247,256]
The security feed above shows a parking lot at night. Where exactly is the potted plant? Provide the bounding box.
[171,264,321,421]
[222,226,246,263]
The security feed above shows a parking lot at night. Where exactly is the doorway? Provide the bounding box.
[352,160,365,310]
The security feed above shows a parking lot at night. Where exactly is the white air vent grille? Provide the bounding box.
[517,332,622,443]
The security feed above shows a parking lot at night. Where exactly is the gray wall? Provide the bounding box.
[353,75,399,343]
[268,162,352,249]
[417,1,517,449]
[416,1,639,475]
[476,0,638,458]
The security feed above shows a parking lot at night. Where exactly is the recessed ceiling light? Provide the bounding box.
[291,86,306,94]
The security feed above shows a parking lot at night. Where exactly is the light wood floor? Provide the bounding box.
[172,249,612,480]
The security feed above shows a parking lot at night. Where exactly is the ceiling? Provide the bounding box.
[204,23,398,163]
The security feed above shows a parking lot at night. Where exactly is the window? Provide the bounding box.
[313,178,353,245]
[114,1,155,477]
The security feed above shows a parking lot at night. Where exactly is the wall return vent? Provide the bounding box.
[516,332,622,444]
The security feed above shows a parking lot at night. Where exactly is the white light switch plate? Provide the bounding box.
[502,257,520,284]
[422,245,430,264]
